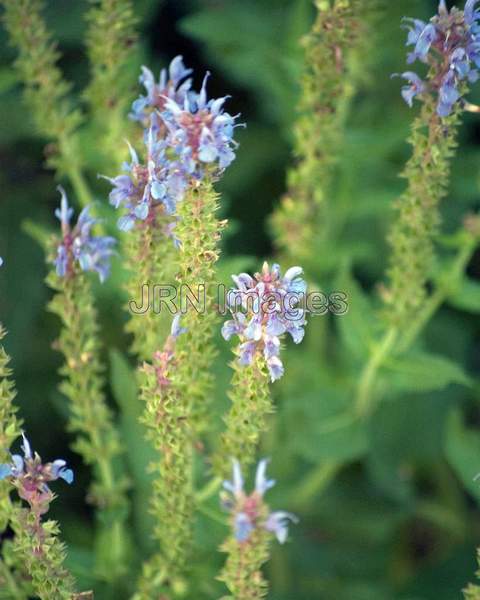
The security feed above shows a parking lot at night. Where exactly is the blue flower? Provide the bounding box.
[170,314,187,339]
[394,72,426,107]
[222,459,297,544]
[130,56,192,126]
[0,433,73,489]
[264,511,299,544]
[54,188,116,283]
[222,263,307,382]
[160,72,241,177]
[398,1,480,116]
[103,131,187,232]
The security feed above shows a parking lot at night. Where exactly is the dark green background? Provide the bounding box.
[1,1,480,598]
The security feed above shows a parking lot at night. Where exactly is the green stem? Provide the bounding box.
[60,137,93,209]
[293,462,341,510]
[0,559,25,600]
[397,238,477,353]
[354,327,398,418]
[195,476,222,504]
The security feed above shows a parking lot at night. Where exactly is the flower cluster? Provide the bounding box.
[103,131,186,232]
[106,56,240,232]
[222,262,307,382]
[221,459,298,544]
[129,56,192,127]
[0,433,73,515]
[398,0,480,116]
[54,187,116,282]
[161,72,239,174]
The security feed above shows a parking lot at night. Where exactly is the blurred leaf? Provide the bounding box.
[109,350,155,554]
[447,277,480,313]
[383,351,472,393]
[334,268,379,359]
[284,388,368,464]
[445,409,480,503]
[179,0,308,125]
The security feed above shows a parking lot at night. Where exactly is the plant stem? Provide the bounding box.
[398,238,477,352]
[195,476,222,504]
[354,327,398,418]
[293,462,340,510]
[60,137,94,209]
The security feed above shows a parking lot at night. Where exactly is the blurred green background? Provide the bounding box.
[1,1,480,598]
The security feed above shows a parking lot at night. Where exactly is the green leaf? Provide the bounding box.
[334,268,379,359]
[283,388,368,464]
[109,350,155,554]
[445,409,480,503]
[447,277,480,313]
[383,351,472,393]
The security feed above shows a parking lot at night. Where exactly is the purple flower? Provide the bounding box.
[160,72,241,177]
[398,1,480,116]
[130,56,192,126]
[394,72,426,107]
[222,262,307,382]
[0,433,73,515]
[54,187,116,283]
[264,511,299,544]
[221,459,297,544]
[102,130,187,232]
[170,314,187,339]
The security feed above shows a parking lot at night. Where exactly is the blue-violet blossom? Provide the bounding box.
[0,433,73,515]
[54,187,116,283]
[130,56,192,127]
[103,130,187,232]
[161,72,241,176]
[221,459,298,544]
[398,0,480,116]
[222,262,307,382]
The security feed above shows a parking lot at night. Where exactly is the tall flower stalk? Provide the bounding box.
[0,325,21,528]
[218,460,297,599]
[0,0,89,206]
[84,0,138,169]
[0,325,27,598]
[47,189,129,580]
[271,0,368,267]
[0,435,77,599]
[355,0,480,417]
[107,58,240,595]
[214,263,307,476]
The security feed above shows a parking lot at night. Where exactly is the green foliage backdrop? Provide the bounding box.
[1,1,480,598]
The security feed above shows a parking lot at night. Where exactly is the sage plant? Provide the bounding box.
[218,459,297,599]
[355,0,480,416]
[47,189,129,580]
[0,435,76,599]
[271,0,369,267]
[215,263,307,475]
[110,58,240,595]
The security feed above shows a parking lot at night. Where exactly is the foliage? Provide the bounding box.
[0,0,480,599]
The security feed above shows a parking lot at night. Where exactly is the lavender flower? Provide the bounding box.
[395,71,427,106]
[161,72,241,177]
[222,262,307,382]
[398,0,480,116]
[130,56,192,126]
[103,130,187,232]
[221,459,298,544]
[54,187,116,283]
[0,433,73,515]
